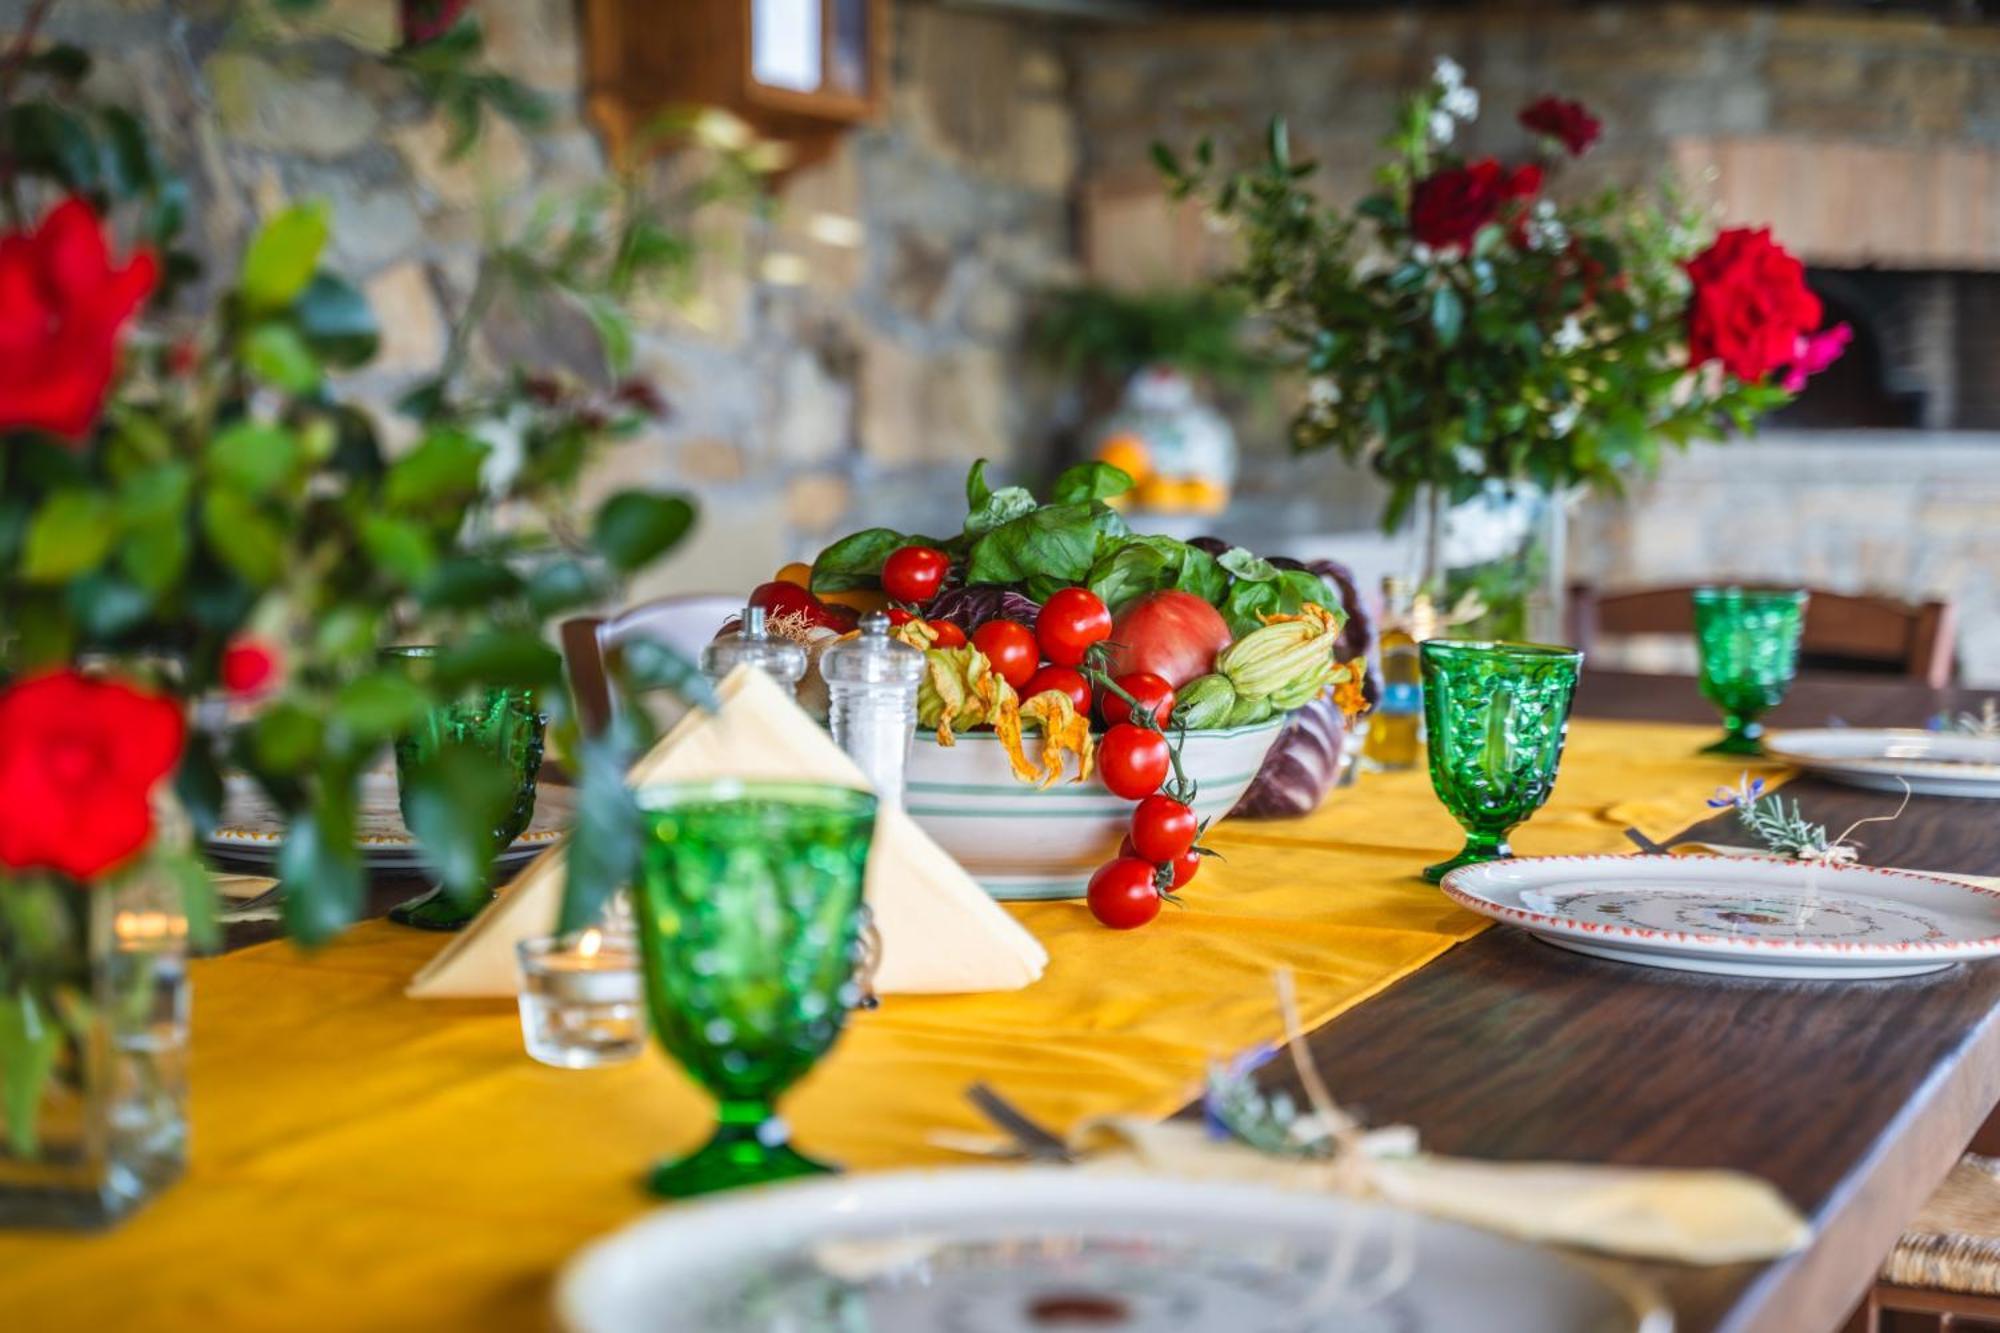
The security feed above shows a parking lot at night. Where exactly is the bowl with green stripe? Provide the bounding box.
[904,717,1287,901]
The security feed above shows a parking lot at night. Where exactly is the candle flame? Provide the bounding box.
[578,927,602,959]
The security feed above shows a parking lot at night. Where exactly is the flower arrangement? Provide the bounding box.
[1158,58,1848,582]
[0,1,747,1167]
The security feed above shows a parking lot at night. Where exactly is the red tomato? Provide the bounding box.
[973,620,1038,690]
[1131,795,1197,864]
[1087,858,1162,930]
[1101,672,1175,728]
[927,620,967,649]
[1099,724,1169,799]
[1118,835,1201,891]
[881,546,949,603]
[1036,587,1112,667]
[1104,590,1234,689]
[749,580,849,631]
[1022,665,1091,714]
[887,608,916,626]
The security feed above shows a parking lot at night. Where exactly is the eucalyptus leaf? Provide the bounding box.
[384,430,487,509]
[330,674,431,741]
[292,272,379,367]
[402,743,513,905]
[240,322,321,393]
[208,421,298,496]
[278,796,365,948]
[559,736,642,935]
[592,490,695,573]
[240,201,330,312]
[21,491,115,583]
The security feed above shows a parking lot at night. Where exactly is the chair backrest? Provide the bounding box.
[1567,583,1958,688]
[561,593,743,736]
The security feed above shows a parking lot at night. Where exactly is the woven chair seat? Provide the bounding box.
[1885,1155,2000,1296]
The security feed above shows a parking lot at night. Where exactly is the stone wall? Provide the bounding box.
[8,0,1080,596]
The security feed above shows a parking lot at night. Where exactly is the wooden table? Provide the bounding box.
[1273,668,2000,1333]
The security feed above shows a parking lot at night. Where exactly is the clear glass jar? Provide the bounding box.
[700,606,808,690]
[0,856,189,1228]
[820,611,925,808]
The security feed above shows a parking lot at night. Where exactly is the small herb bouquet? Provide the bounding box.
[1159,58,1849,588]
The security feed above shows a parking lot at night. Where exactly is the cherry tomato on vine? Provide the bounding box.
[881,546,949,604]
[1035,587,1112,667]
[1022,665,1092,714]
[973,620,1039,690]
[886,608,916,626]
[927,620,967,649]
[1131,795,1197,864]
[1099,724,1170,800]
[1087,857,1163,930]
[1120,835,1204,891]
[1101,672,1175,728]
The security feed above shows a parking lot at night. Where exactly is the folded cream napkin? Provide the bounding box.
[407,665,1048,998]
[1027,1118,1806,1265]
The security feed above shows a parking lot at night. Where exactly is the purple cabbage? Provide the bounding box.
[927,585,1042,634]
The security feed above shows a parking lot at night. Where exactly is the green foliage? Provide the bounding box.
[1030,285,1268,387]
[0,15,727,949]
[1161,67,1798,535]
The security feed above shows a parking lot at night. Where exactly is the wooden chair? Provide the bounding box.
[1847,1154,2000,1331]
[1567,583,1958,689]
[560,593,742,737]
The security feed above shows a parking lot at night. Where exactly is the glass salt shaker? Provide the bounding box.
[699,604,807,691]
[820,610,926,808]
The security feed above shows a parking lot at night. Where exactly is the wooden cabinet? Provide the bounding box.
[582,0,887,167]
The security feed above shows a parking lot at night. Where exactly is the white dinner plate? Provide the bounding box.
[1443,854,2000,979]
[1766,728,2000,798]
[205,771,570,871]
[556,1169,1669,1333]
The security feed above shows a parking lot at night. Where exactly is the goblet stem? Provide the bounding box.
[1424,830,1510,883]
[646,1097,836,1199]
[387,882,491,931]
[1701,713,1767,757]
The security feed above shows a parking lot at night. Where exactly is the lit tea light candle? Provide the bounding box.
[516,928,646,1069]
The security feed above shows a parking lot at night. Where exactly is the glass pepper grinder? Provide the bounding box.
[698,604,808,691]
[820,610,926,808]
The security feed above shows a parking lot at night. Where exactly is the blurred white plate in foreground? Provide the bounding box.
[557,1168,1667,1333]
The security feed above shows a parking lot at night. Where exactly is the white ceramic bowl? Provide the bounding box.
[904,718,1286,900]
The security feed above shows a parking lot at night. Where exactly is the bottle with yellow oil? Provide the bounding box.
[1362,577,1432,772]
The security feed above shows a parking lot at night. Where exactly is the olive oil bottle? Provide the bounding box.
[1363,577,1430,771]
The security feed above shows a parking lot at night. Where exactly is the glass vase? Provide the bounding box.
[1414,483,1571,645]
[0,863,190,1227]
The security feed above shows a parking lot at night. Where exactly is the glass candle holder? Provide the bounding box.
[1420,639,1583,883]
[1692,587,1808,756]
[516,928,646,1070]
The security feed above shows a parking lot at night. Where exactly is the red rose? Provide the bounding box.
[1519,96,1603,157]
[0,198,157,443]
[1685,228,1824,382]
[1410,159,1540,251]
[0,671,185,881]
[221,636,281,698]
[401,0,471,45]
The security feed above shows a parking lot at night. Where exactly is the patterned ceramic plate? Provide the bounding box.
[1765,729,2000,798]
[206,771,571,870]
[1444,854,2000,979]
[556,1169,1668,1333]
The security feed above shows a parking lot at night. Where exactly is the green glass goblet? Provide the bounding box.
[382,646,547,931]
[1692,587,1808,756]
[632,780,877,1199]
[1421,640,1583,883]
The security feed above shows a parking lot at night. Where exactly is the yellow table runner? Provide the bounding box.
[0,719,1762,1330]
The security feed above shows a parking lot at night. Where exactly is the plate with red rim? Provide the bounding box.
[1441,854,2000,979]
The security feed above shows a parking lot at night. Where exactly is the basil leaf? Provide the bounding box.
[810,527,905,593]
[1219,546,1281,582]
[966,459,995,511]
[1221,578,1284,638]
[1050,461,1134,505]
[1087,541,1171,614]
[1175,544,1229,604]
[966,502,1112,587]
[1279,568,1338,614]
[964,484,1037,539]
